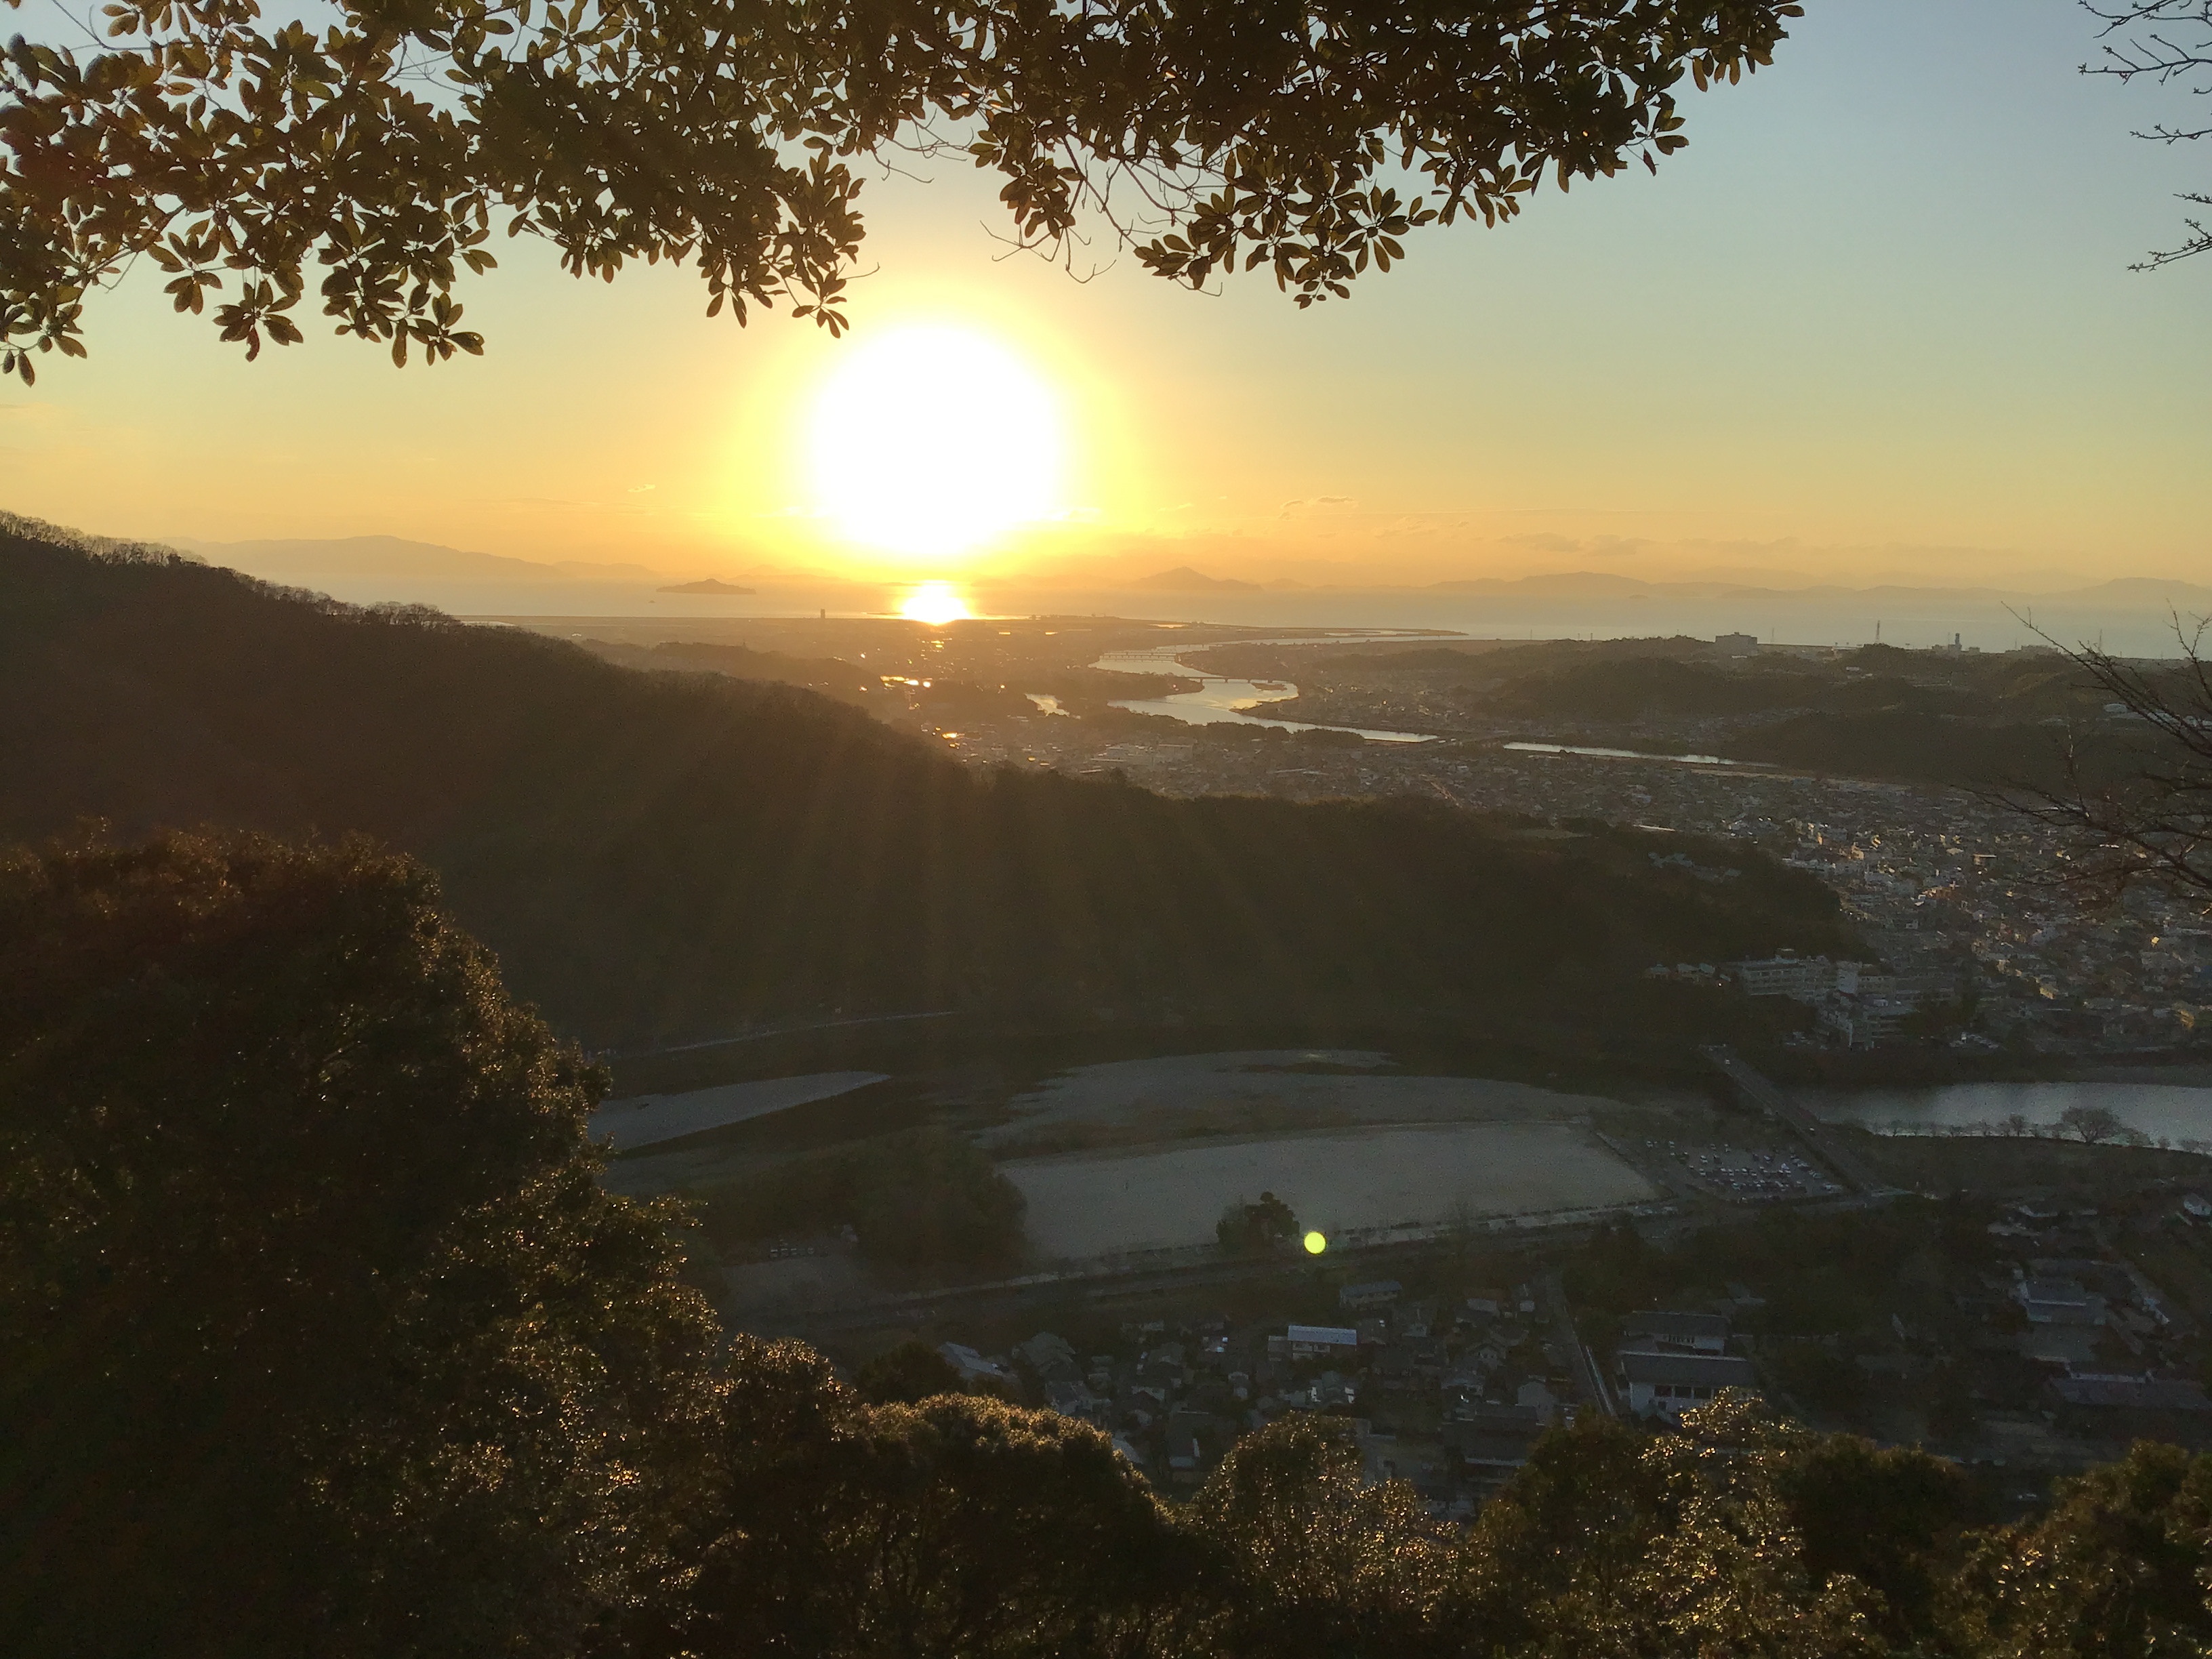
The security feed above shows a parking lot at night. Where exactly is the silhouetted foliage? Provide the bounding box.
[581,637,881,707]
[1460,1414,1689,1649]
[1732,709,2085,790]
[1490,649,2110,789]
[632,1347,1192,1659]
[7,843,2212,1658]
[0,828,718,1659]
[0,523,1853,1044]
[0,0,1804,375]
[1565,1204,1978,1338]
[1221,632,2126,789]
[1216,1189,1300,1254]
[1461,1401,1944,1657]
[1502,655,1826,721]
[1946,1439,2212,1656]
[691,1128,1027,1268]
[1562,1219,1668,1311]
[1765,1341,1870,1415]
[1768,1433,1967,1644]
[853,1340,966,1405]
[2059,1102,2135,1144]
[1189,1414,1459,1658]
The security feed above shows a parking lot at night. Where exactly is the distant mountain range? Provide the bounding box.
[1128,565,1264,593]
[164,535,670,586]
[1416,571,2212,606]
[1080,565,2212,607]
[108,530,2212,617]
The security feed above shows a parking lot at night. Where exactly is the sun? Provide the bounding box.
[808,325,1063,560]
[900,582,970,626]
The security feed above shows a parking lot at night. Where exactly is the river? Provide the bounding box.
[1809,1081,2212,1149]
[1503,741,1744,766]
[1089,637,1454,744]
[1084,646,1781,753]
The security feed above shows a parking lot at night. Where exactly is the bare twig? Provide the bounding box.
[1994,607,2212,905]
[2081,0,2212,265]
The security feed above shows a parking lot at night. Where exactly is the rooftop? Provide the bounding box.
[1622,1310,1731,1340]
[1618,1351,1759,1387]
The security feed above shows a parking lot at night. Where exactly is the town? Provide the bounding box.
[863,1143,2212,1520]
[880,630,2212,1060]
[550,612,2212,1517]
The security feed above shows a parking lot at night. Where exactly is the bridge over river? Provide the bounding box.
[1701,1045,1895,1197]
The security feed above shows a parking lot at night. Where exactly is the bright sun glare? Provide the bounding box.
[808,325,1063,560]
[899,582,970,626]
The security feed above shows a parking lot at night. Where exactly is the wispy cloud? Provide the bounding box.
[1279,495,1358,518]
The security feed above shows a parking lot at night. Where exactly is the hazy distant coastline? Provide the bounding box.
[145,531,2212,657]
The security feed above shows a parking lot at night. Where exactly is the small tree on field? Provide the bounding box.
[2057,1103,2131,1145]
[1218,1190,1300,1254]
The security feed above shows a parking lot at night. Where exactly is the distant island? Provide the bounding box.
[658,577,756,594]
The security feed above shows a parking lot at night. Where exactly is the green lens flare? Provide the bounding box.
[1303,1231,1327,1254]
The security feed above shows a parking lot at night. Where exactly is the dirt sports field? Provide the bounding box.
[1002,1122,1657,1261]
[979,1049,1634,1153]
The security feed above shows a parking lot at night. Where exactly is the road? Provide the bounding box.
[1542,1269,1617,1419]
[602,1009,956,1061]
[749,1216,1639,1343]
[1700,1045,1893,1196]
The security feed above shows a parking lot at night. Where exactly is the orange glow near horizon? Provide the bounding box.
[899,582,971,626]
[13,18,2210,591]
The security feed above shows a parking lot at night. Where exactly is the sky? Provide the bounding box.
[4,0,2208,591]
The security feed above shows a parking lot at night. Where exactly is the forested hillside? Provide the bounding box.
[0,522,1849,1043]
[5,834,2203,1659]
[1199,636,2123,790]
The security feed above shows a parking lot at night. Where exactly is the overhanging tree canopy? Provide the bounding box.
[0,0,1802,376]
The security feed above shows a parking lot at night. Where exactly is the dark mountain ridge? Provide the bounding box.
[0,522,1849,1044]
